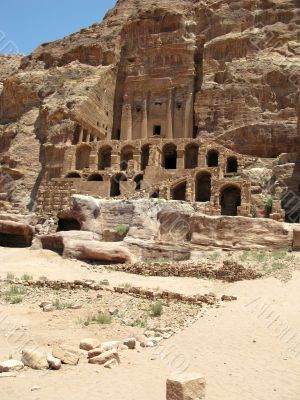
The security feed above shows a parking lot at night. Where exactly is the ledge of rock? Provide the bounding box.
[39,230,135,263]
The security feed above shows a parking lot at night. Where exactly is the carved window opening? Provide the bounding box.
[220,186,241,216]
[153,125,161,136]
[134,174,144,191]
[163,144,177,169]
[227,157,238,173]
[87,174,103,181]
[76,145,91,170]
[120,147,134,171]
[176,102,182,110]
[195,173,211,202]
[110,174,127,197]
[141,144,150,170]
[207,150,219,167]
[57,218,81,232]
[98,147,112,170]
[135,104,141,113]
[172,181,187,201]
[150,190,159,198]
[185,144,198,169]
[65,172,81,179]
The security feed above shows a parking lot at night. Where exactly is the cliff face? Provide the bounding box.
[0,0,299,210]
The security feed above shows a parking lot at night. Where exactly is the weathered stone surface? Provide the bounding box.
[0,219,34,248]
[88,350,120,365]
[79,338,100,351]
[0,360,24,373]
[166,373,206,400]
[21,349,48,370]
[122,338,137,350]
[52,345,80,365]
[39,230,135,263]
[191,215,292,250]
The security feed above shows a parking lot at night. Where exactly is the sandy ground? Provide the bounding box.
[1,247,300,399]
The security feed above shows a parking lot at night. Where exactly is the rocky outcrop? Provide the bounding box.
[191,214,292,249]
[0,216,34,247]
[39,230,135,263]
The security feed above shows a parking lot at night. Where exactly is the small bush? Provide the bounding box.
[129,318,148,328]
[82,313,112,326]
[251,206,257,218]
[114,224,129,236]
[100,279,109,286]
[120,282,132,289]
[52,298,72,310]
[150,301,163,317]
[21,273,33,281]
[4,285,26,304]
[39,276,48,281]
[6,272,15,280]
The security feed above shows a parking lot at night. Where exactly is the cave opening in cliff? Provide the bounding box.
[163,143,177,169]
[120,146,134,171]
[150,190,159,198]
[76,144,91,170]
[153,125,161,136]
[134,174,143,191]
[0,233,33,248]
[141,144,150,171]
[227,157,238,173]
[57,218,81,232]
[87,174,103,181]
[185,144,199,169]
[220,185,241,216]
[195,172,211,202]
[98,146,112,170]
[172,181,187,201]
[110,174,127,197]
[207,150,219,167]
[65,172,81,178]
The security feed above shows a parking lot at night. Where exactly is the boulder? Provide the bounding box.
[123,338,137,350]
[21,349,48,370]
[88,350,120,365]
[52,345,80,365]
[190,214,291,250]
[0,219,34,248]
[47,354,61,370]
[0,360,24,372]
[103,359,118,369]
[88,348,105,359]
[166,373,206,400]
[100,341,120,352]
[80,338,100,351]
[39,231,135,263]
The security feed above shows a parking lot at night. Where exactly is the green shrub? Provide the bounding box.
[251,206,257,218]
[114,224,129,236]
[6,272,15,280]
[150,301,163,317]
[4,285,26,304]
[21,273,33,281]
[52,298,72,310]
[100,279,110,286]
[264,195,275,213]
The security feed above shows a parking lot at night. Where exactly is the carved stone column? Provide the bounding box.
[141,96,148,139]
[198,147,206,168]
[121,94,132,141]
[166,89,173,139]
[79,126,83,144]
[183,92,193,138]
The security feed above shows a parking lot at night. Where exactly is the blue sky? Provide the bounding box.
[0,0,117,55]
